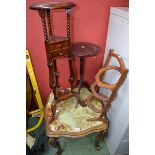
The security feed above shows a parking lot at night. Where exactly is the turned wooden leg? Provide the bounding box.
[48,61,57,100]
[76,56,91,92]
[49,137,62,155]
[53,59,59,88]
[68,56,75,93]
[95,130,108,151]
[78,56,85,94]
[76,56,85,94]
[66,9,75,93]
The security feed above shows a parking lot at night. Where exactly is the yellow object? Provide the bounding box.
[26,49,44,133]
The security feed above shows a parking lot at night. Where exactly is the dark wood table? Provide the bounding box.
[71,42,101,92]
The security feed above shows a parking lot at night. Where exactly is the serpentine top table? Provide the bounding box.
[71,42,101,92]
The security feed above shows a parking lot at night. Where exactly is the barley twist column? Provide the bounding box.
[66,9,75,93]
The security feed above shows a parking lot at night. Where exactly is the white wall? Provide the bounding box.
[101,7,129,155]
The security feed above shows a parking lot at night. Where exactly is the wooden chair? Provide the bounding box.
[44,49,128,154]
[87,49,128,122]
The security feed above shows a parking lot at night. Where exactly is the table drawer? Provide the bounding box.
[45,39,69,59]
[51,48,69,59]
[50,40,69,51]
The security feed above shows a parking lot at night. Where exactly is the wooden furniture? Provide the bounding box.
[44,50,128,154]
[29,2,128,155]
[29,1,76,101]
[45,88,109,153]
[71,42,101,92]
[86,49,128,150]
[87,49,128,122]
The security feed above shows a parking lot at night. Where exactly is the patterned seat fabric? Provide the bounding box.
[47,88,106,132]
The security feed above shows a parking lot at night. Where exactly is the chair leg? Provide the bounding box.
[95,130,108,151]
[49,137,62,155]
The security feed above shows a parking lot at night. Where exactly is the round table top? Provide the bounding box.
[29,1,75,10]
[71,42,101,57]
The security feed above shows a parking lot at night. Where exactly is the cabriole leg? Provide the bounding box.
[95,130,108,151]
[49,137,62,155]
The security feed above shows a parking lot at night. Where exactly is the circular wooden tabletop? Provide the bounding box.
[71,42,101,57]
[29,1,75,10]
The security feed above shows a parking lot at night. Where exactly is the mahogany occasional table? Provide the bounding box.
[71,42,101,93]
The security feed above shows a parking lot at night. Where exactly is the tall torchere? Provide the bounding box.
[29,1,76,100]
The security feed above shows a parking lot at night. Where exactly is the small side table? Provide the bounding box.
[71,42,101,92]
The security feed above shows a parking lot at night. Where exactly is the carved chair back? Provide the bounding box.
[87,49,128,120]
[97,49,128,102]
